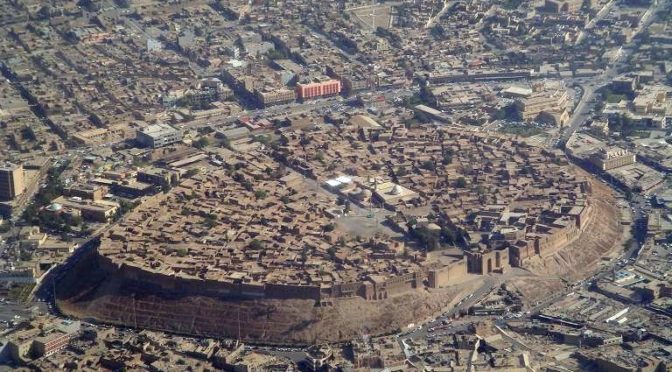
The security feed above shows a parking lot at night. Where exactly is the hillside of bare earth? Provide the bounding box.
[522,176,623,281]
[56,249,483,344]
[506,276,567,301]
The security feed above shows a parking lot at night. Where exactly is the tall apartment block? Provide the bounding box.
[0,163,25,201]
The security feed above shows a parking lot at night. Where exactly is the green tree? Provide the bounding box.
[77,0,99,11]
[20,250,33,261]
[265,49,288,60]
[430,25,445,39]
[456,177,467,188]
[441,225,458,245]
[315,151,325,163]
[421,160,435,171]
[249,239,264,250]
[327,246,337,260]
[21,126,36,142]
[300,246,309,263]
[220,137,232,150]
[253,135,272,146]
[193,137,209,149]
[414,110,431,123]
[185,168,200,177]
[406,217,418,229]
[35,5,53,20]
[203,214,217,228]
[176,248,188,257]
[69,215,83,226]
[411,226,440,251]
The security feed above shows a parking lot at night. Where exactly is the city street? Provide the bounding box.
[558,0,665,148]
[401,275,500,342]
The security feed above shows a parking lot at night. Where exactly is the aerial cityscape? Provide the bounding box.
[0,0,671,370]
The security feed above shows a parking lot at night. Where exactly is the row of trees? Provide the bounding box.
[375,27,403,48]
[22,165,66,226]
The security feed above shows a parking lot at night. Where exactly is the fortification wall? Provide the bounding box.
[98,254,321,301]
[428,259,469,288]
[56,248,476,344]
[536,202,594,259]
[512,202,595,267]
[535,221,579,258]
[99,253,433,303]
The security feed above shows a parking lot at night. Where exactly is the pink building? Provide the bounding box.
[296,79,341,99]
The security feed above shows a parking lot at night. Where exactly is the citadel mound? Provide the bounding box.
[56,125,622,343]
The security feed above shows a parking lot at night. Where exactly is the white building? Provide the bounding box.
[136,124,182,148]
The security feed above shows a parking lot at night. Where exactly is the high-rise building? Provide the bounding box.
[0,163,25,201]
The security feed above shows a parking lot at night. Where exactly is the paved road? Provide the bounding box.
[0,301,44,323]
[426,0,456,28]
[494,324,539,354]
[401,276,499,341]
[34,230,110,310]
[527,190,648,317]
[176,88,416,132]
[558,0,664,147]
[575,0,616,45]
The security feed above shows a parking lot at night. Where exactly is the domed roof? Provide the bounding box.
[355,188,373,201]
[391,184,402,195]
[349,188,363,195]
[47,203,62,212]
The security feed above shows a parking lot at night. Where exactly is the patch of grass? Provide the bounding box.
[629,130,650,139]
[8,283,35,303]
[502,0,524,9]
[606,93,628,103]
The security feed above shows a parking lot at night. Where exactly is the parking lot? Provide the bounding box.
[0,299,47,330]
